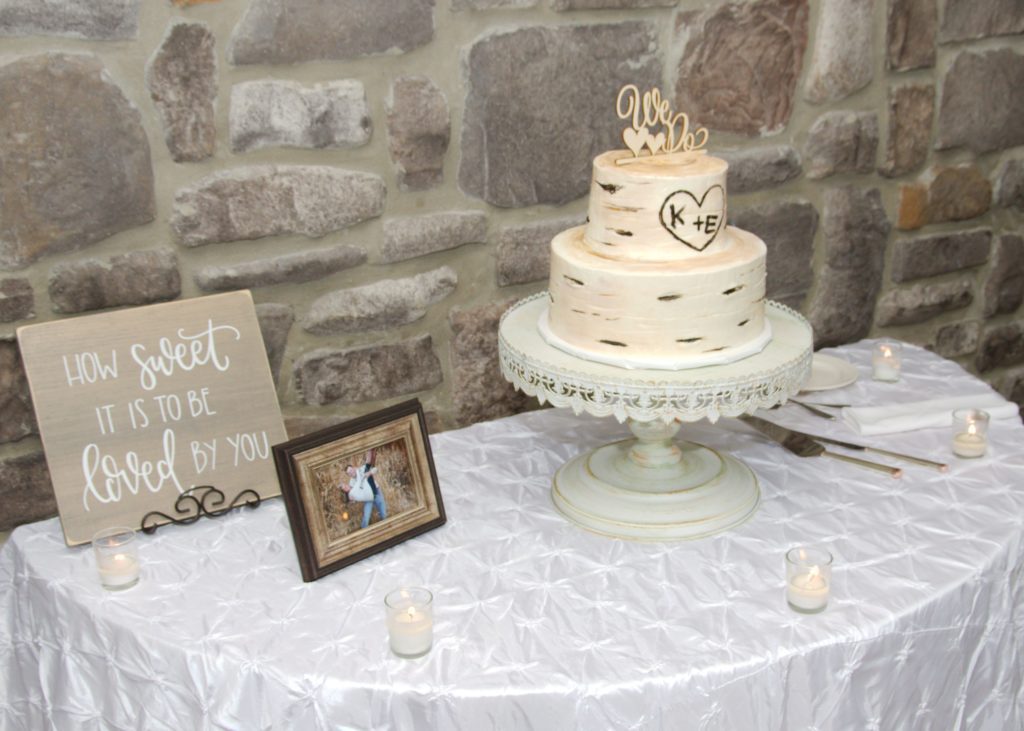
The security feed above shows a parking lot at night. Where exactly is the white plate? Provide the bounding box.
[802,353,859,392]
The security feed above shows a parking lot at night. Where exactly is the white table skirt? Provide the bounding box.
[2,340,1023,730]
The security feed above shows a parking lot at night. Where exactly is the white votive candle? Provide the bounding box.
[785,546,832,614]
[385,587,433,658]
[92,527,140,591]
[952,409,989,459]
[872,341,902,382]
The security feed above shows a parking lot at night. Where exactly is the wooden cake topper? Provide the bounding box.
[616,84,709,162]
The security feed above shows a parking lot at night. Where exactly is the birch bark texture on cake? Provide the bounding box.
[542,85,770,370]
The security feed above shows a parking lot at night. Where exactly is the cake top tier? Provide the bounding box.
[584,149,729,263]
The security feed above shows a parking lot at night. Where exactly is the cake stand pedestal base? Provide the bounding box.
[498,293,812,541]
[552,419,759,541]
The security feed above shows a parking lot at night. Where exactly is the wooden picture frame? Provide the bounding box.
[272,399,446,582]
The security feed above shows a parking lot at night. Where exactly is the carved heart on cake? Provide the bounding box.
[658,185,726,252]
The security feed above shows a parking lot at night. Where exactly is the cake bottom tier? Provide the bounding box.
[544,225,769,370]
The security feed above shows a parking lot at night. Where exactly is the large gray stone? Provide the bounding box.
[976,323,1024,373]
[0,341,37,444]
[552,0,676,7]
[806,187,890,346]
[294,335,443,406]
[255,303,294,386]
[450,299,533,427]
[303,267,457,335]
[194,245,367,292]
[496,215,586,287]
[285,410,444,438]
[171,166,385,247]
[875,278,973,326]
[939,0,1024,43]
[453,0,536,8]
[146,21,216,163]
[460,23,659,207]
[48,249,180,314]
[0,452,54,532]
[936,49,1024,154]
[879,84,934,178]
[0,0,138,40]
[890,230,992,283]
[984,234,1024,317]
[0,280,33,323]
[382,212,487,263]
[803,111,878,180]
[886,0,936,72]
[1001,368,1024,417]
[994,159,1024,210]
[730,201,818,307]
[932,320,980,359]
[897,165,991,230]
[386,77,450,191]
[804,0,875,104]
[720,146,802,193]
[0,54,155,269]
[674,0,809,136]
[230,80,371,153]
[229,0,435,64]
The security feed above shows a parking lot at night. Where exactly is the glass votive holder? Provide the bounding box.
[385,587,433,658]
[951,408,989,459]
[785,546,832,614]
[92,527,140,591]
[871,340,902,382]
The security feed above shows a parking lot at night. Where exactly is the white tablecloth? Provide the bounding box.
[2,341,1023,730]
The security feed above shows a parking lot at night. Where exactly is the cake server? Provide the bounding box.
[741,416,902,478]
[785,431,948,472]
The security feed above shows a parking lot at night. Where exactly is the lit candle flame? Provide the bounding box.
[881,346,892,358]
[406,607,417,619]
[967,422,977,436]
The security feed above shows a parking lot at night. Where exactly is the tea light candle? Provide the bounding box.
[952,409,989,459]
[385,587,433,658]
[97,553,140,588]
[872,341,902,382]
[785,546,832,614]
[92,527,140,591]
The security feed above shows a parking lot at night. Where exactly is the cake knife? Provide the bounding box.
[741,416,902,478]
[783,430,948,472]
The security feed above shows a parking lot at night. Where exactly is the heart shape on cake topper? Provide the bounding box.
[646,131,666,155]
[623,127,649,157]
[658,185,726,252]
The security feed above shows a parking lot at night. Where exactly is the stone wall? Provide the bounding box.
[0,0,1022,531]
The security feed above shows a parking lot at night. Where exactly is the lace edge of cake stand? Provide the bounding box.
[498,293,813,424]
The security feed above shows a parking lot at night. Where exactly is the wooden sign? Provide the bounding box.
[17,291,288,546]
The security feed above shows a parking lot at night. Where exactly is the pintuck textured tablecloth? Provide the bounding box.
[2,340,1023,731]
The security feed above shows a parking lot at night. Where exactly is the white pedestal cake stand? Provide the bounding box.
[498,292,813,541]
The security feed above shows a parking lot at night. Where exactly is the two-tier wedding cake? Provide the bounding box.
[539,86,770,370]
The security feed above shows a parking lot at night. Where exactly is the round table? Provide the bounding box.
[1,340,1023,730]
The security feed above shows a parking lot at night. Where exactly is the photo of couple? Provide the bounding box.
[341,448,388,529]
[311,438,419,542]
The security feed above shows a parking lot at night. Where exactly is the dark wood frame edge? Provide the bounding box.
[271,398,446,583]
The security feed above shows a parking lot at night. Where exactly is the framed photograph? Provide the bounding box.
[272,399,446,582]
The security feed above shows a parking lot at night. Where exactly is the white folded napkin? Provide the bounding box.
[842,393,1020,436]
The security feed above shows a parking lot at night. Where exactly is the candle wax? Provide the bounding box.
[872,361,900,382]
[97,553,139,589]
[787,572,829,613]
[952,432,986,458]
[388,606,433,657]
